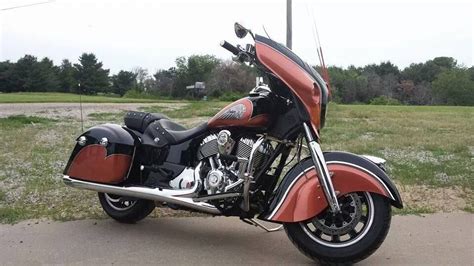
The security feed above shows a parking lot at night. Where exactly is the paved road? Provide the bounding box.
[0,213,472,265]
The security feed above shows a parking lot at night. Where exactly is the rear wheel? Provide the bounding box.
[284,192,391,265]
[98,193,155,223]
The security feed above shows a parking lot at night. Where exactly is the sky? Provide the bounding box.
[0,0,472,74]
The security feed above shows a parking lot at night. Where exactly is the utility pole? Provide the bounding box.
[286,0,292,49]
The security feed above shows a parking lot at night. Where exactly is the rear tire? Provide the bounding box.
[98,193,155,223]
[284,192,391,265]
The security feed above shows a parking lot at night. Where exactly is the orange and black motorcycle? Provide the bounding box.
[63,23,402,264]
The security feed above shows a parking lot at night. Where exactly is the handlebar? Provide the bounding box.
[220,40,240,55]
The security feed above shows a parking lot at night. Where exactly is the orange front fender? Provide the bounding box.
[263,153,401,223]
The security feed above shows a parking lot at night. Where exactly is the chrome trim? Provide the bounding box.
[303,123,340,213]
[193,192,241,202]
[63,164,220,215]
[242,136,266,211]
[99,137,108,147]
[77,136,87,146]
[224,178,244,192]
[244,218,283,232]
[245,136,266,174]
[362,155,386,165]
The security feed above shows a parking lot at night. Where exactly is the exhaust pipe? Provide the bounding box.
[63,175,221,215]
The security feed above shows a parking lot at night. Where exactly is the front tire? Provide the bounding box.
[284,192,391,265]
[98,193,155,223]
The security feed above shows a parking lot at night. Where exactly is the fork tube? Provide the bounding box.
[303,123,340,213]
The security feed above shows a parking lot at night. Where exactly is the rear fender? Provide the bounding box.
[261,152,403,223]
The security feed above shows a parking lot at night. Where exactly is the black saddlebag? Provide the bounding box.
[64,124,137,184]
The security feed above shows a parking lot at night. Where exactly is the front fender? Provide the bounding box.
[260,151,403,223]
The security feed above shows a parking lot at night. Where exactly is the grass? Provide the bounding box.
[139,101,229,118]
[0,115,57,128]
[322,104,474,189]
[88,111,127,121]
[0,101,472,223]
[0,92,161,103]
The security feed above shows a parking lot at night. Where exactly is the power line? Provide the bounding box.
[286,0,292,49]
[1,1,54,11]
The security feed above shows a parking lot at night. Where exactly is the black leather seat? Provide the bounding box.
[158,120,208,144]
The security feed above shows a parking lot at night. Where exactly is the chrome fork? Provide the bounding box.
[303,123,341,213]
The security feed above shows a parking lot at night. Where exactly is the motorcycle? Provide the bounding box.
[63,23,402,264]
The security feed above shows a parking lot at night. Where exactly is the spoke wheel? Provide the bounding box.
[104,193,137,211]
[284,192,392,264]
[300,192,374,248]
[98,192,155,224]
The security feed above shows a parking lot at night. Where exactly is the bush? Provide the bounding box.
[123,89,155,99]
[218,91,245,101]
[369,96,402,105]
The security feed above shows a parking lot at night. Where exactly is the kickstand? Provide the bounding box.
[242,218,283,233]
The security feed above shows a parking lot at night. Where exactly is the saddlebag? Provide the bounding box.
[63,124,137,184]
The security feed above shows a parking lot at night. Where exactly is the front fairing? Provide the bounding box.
[255,35,328,130]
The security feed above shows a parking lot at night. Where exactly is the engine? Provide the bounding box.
[197,131,273,196]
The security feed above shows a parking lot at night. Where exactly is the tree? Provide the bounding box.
[58,59,77,92]
[0,61,14,92]
[74,53,110,94]
[402,57,457,84]
[132,67,149,91]
[432,68,474,105]
[363,61,400,77]
[207,60,257,96]
[32,57,60,92]
[173,55,220,97]
[153,67,177,96]
[12,55,38,91]
[111,71,137,96]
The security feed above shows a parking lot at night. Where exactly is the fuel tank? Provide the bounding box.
[208,95,273,129]
[63,124,136,184]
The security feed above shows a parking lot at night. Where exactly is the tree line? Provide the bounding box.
[0,53,472,105]
[327,57,474,105]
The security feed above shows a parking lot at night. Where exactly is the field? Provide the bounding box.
[0,95,473,223]
[0,92,160,103]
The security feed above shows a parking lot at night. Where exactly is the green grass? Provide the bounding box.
[0,115,57,128]
[0,207,27,224]
[140,101,229,118]
[0,92,161,103]
[322,104,474,189]
[88,111,127,121]
[0,102,473,223]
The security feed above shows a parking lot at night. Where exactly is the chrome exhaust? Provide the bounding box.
[63,174,221,215]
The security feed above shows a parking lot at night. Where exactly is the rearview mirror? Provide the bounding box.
[234,22,248,39]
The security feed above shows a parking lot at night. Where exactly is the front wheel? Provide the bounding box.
[98,193,155,223]
[284,192,391,265]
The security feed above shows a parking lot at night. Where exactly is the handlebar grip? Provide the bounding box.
[220,40,240,55]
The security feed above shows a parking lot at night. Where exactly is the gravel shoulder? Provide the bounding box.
[0,213,472,265]
[0,102,186,119]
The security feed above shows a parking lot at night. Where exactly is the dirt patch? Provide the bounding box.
[397,183,471,212]
[0,103,187,120]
